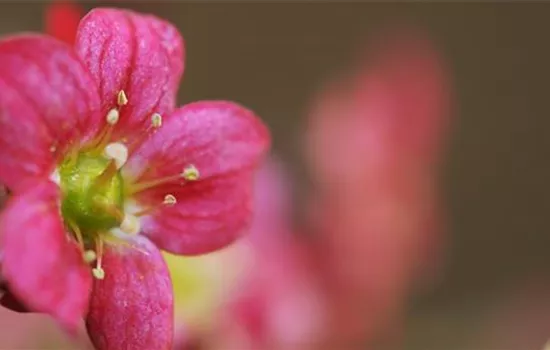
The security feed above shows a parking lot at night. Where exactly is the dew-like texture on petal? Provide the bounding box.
[75,8,184,138]
[86,235,173,350]
[0,180,92,331]
[0,35,101,192]
[126,101,270,255]
[45,0,83,45]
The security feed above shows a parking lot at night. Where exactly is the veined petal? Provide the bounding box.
[0,180,92,331]
[86,235,173,350]
[141,173,253,255]
[127,101,269,185]
[126,101,269,255]
[75,8,184,138]
[0,34,101,192]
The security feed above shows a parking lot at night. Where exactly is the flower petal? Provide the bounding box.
[75,8,184,138]
[126,101,270,255]
[0,35,101,192]
[0,180,92,331]
[144,174,254,255]
[86,235,173,350]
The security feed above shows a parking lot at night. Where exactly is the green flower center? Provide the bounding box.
[58,152,124,240]
[50,90,201,280]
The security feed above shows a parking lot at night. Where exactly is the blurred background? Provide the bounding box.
[1,1,550,350]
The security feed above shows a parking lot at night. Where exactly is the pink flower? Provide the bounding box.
[209,159,326,350]
[0,7,269,350]
[305,30,450,346]
[169,158,325,350]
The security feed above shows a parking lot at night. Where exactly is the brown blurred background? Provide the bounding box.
[1,2,550,349]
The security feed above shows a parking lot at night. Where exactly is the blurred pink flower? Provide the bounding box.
[171,158,326,350]
[305,29,451,347]
[45,0,82,45]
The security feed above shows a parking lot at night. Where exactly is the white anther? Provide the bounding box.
[106,108,120,125]
[151,113,162,128]
[92,267,105,280]
[117,90,128,106]
[83,250,97,263]
[103,142,128,169]
[49,169,61,185]
[120,213,141,235]
[181,165,200,181]
[163,194,177,206]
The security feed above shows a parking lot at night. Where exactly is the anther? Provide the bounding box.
[49,169,61,185]
[182,165,200,181]
[133,194,178,217]
[128,165,201,195]
[163,194,177,206]
[151,113,162,128]
[103,142,129,169]
[106,108,120,125]
[92,238,105,280]
[120,214,141,235]
[83,250,97,263]
[92,267,105,280]
[124,112,163,155]
[117,90,128,106]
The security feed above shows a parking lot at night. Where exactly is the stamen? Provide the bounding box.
[49,169,61,186]
[182,165,200,181]
[83,250,97,263]
[126,112,163,154]
[93,199,125,223]
[128,165,201,195]
[67,219,84,250]
[133,194,177,217]
[92,268,105,280]
[103,142,128,169]
[151,113,162,128]
[92,238,105,280]
[66,145,80,168]
[92,160,118,189]
[163,194,177,206]
[120,213,141,235]
[117,90,128,106]
[83,108,120,152]
[106,108,120,125]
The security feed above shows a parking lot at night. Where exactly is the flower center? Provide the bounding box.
[49,90,201,280]
[58,152,124,239]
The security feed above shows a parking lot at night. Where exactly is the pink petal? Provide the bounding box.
[0,180,92,331]
[127,101,270,255]
[143,173,254,255]
[0,35,101,192]
[86,235,173,350]
[75,8,184,138]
